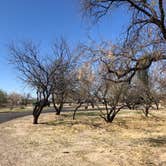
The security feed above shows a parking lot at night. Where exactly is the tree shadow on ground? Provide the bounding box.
[40,113,139,128]
[145,136,166,147]
[40,110,105,128]
[41,121,104,130]
[134,136,166,147]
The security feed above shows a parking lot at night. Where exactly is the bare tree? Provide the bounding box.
[8,92,23,109]
[9,39,81,124]
[51,39,79,115]
[124,69,160,117]
[149,61,166,105]
[71,62,96,120]
[81,0,166,42]
[81,0,166,82]
[88,63,128,123]
[9,42,56,124]
[94,78,127,122]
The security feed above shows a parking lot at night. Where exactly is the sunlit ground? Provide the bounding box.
[0,107,166,166]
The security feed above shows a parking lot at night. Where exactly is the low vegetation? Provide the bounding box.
[0,108,166,166]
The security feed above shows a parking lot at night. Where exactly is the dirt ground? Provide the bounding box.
[0,108,166,166]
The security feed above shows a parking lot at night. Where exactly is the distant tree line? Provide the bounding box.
[0,90,33,109]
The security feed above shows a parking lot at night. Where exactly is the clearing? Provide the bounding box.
[0,108,166,166]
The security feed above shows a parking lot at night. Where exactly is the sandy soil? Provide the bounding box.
[0,109,166,166]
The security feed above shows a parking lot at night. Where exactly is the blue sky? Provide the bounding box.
[0,0,129,95]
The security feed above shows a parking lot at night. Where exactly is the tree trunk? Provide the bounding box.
[52,94,63,115]
[33,105,43,124]
[73,103,82,120]
[126,102,132,110]
[107,113,116,123]
[56,109,61,115]
[145,106,149,117]
[32,99,49,124]
[91,102,94,108]
[155,101,159,110]
[33,114,39,124]
[56,102,63,115]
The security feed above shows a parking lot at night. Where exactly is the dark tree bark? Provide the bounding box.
[145,105,151,117]
[56,102,64,115]
[33,99,49,124]
[106,112,116,123]
[52,94,64,115]
[90,101,94,108]
[73,102,83,120]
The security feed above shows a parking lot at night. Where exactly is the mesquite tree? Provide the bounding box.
[71,62,96,120]
[9,41,69,124]
[150,61,166,104]
[124,69,160,117]
[81,0,166,82]
[8,92,23,109]
[94,76,127,123]
[51,40,79,115]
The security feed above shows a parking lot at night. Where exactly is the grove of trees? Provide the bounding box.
[8,0,166,124]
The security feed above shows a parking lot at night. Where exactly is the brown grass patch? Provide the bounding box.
[0,109,166,166]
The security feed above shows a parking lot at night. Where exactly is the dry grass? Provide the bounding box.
[0,106,33,113]
[0,108,166,166]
